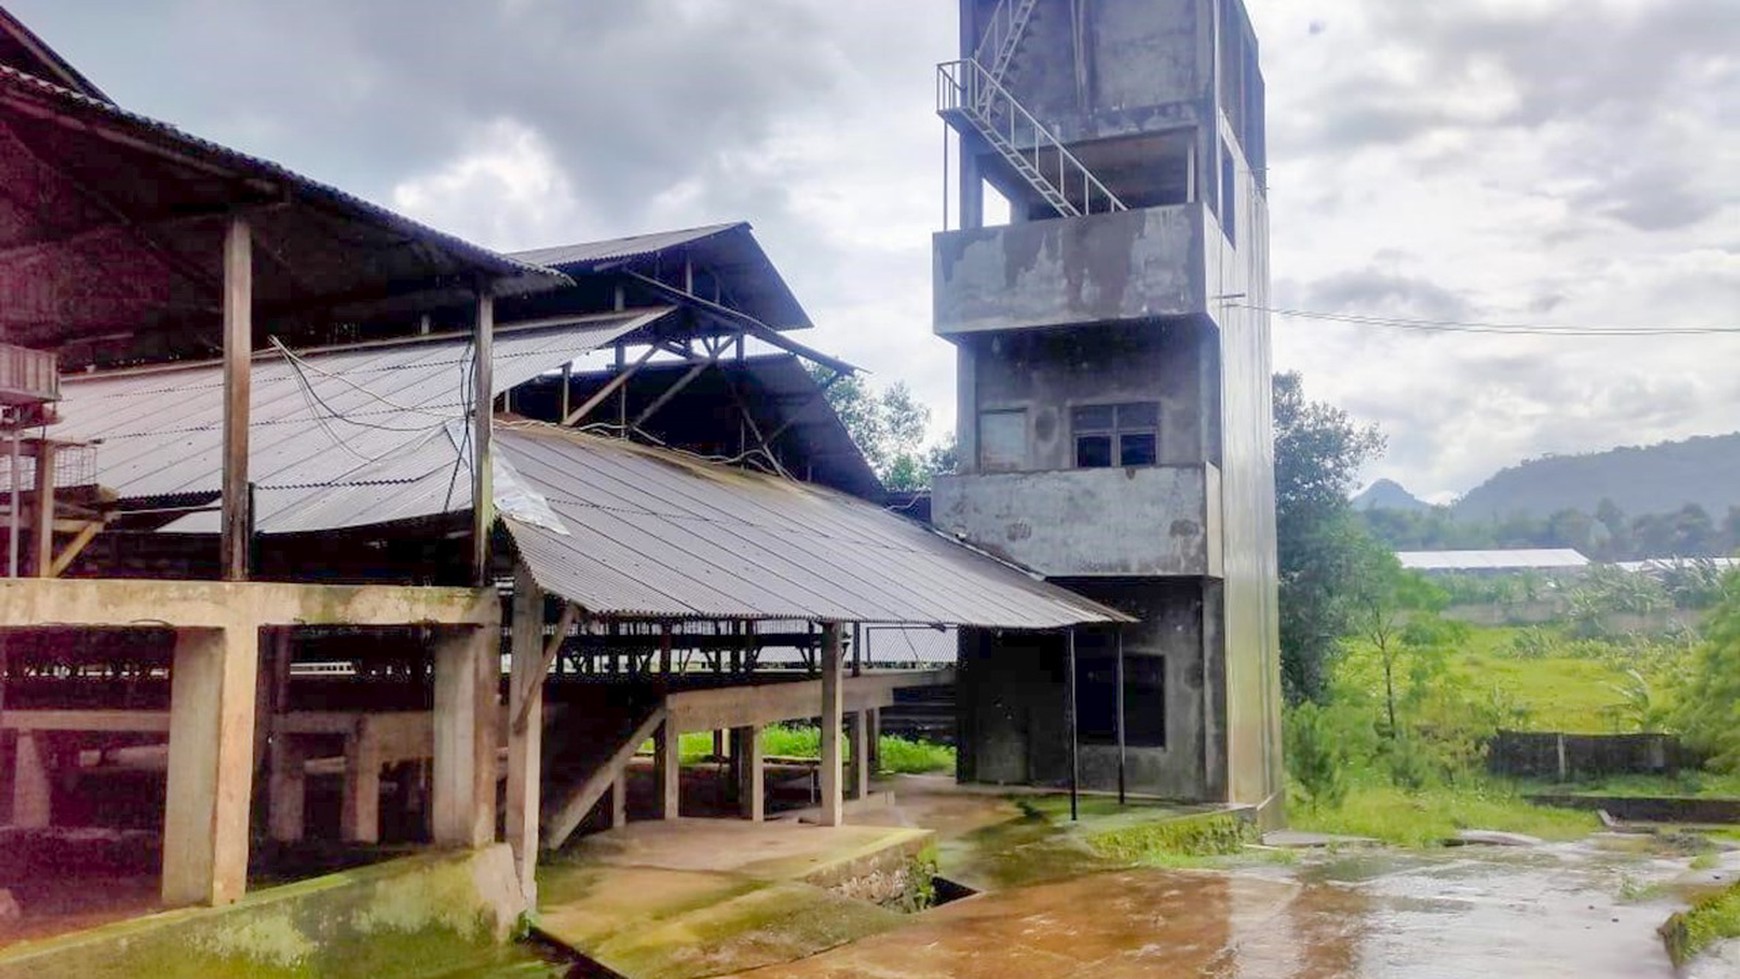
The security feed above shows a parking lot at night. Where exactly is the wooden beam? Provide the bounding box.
[220,215,252,582]
[562,344,659,427]
[48,519,101,577]
[630,342,727,431]
[819,622,844,827]
[30,440,52,577]
[511,599,576,734]
[471,289,494,587]
[0,578,498,629]
[506,564,543,900]
[0,708,170,732]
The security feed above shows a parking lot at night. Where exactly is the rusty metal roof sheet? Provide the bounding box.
[55,309,667,533]
[496,422,1131,629]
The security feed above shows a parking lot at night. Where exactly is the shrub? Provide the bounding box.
[1285,701,1349,810]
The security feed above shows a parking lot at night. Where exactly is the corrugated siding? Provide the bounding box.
[508,223,743,270]
[497,424,1129,629]
[57,310,664,533]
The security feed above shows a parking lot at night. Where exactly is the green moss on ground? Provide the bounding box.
[1660,880,1740,966]
[1291,782,1599,848]
[1087,813,1256,864]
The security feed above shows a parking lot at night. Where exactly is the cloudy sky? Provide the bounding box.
[16,0,1738,502]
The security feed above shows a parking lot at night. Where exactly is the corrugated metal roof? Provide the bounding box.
[508,223,744,270]
[55,310,666,533]
[496,422,1130,629]
[1397,548,1591,571]
[0,63,557,285]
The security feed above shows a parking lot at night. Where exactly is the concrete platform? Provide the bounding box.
[535,818,934,979]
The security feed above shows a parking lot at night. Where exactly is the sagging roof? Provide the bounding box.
[0,62,565,359]
[508,222,811,332]
[54,310,666,533]
[0,6,109,101]
[496,422,1131,629]
[1397,548,1590,572]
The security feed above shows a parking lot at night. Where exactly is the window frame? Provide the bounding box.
[1071,401,1161,469]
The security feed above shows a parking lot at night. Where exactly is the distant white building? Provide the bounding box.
[1397,548,1591,575]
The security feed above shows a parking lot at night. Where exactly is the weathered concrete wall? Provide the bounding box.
[0,845,528,979]
[955,579,1208,799]
[934,205,1204,335]
[933,465,1217,577]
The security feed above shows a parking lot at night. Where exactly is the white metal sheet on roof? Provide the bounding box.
[496,423,1129,629]
[55,309,666,533]
[508,223,742,269]
[1396,548,1590,571]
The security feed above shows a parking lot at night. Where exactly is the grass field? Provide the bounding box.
[1290,780,1600,846]
[672,724,954,775]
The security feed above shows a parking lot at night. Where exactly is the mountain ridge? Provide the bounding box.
[1450,432,1740,520]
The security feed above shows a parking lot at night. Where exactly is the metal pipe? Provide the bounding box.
[1115,628,1127,805]
[1066,628,1079,822]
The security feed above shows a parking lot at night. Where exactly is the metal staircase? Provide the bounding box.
[973,0,1041,94]
[938,57,1125,218]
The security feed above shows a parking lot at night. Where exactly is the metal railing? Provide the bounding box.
[972,0,1041,92]
[937,57,1127,218]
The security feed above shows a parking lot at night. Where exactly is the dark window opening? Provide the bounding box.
[1220,139,1237,246]
[1072,402,1160,468]
[1076,652,1165,748]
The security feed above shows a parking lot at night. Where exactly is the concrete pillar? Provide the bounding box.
[819,622,844,827]
[611,769,628,828]
[866,708,881,777]
[340,720,381,844]
[267,736,306,843]
[11,730,50,828]
[847,711,869,800]
[432,627,496,847]
[735,725,764,822]
[162,625,259,907]
[656,721,680,820]
[505,567,543,901]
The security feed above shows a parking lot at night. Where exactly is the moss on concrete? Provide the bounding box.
[0,845,532,979]
[1086,812,1257,863]
[1661,879,1740,967]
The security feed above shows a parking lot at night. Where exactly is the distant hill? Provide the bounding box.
[1452,433,1740,521]
[1353,478,1431,512]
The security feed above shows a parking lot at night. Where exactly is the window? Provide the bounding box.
[1076,653,1165,747]
[978,409,1027,472]
[1220,139,1237,246]
[1072,402,1159,468]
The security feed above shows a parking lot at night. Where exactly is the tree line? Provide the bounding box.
[1360,499,1740,561]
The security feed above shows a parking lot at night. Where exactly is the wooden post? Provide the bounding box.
[11,730,50,828]
[220,216,252,581]
[471,288,495,587]
[30,440,52,577]
[1115,628,1127,805]
[267,736,306,843]
[1065,629,1079,822]
[819,622,844,827]
[866,708,881,780]
[432,627,496,847]
[656,720,680,820]
[736,725,764,821]
[340,719,382,844]
[505,564,543,899]
[163,625,259,906]
[847,711,869,800]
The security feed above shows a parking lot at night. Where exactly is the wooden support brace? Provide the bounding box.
[511,601,576,734]
[819,622,844,827]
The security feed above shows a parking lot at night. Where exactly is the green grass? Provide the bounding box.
[1661,880,1740,966]
[667,725,953,775]
[1527,771,1740,799]
[1290,781,1600,848]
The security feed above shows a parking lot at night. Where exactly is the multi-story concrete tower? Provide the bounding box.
[931,0,1283,816]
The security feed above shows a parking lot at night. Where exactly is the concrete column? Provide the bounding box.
[846,712,868,800]
[819,622,844,827]
[866,708,881,777]
[506,567,544,900]
[11,730,50,828]
[340,720,381,844]
[735,725,763,822]
[610,769,628,828]
[163,625,259,906]
[267,736,306,843]
[432,627,496,847]
[656,721,680,820]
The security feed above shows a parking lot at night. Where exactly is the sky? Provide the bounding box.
[13,0,1739,503]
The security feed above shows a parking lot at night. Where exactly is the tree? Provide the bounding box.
[1673,573,1740,771]
[1273,372,1386,702]
[811,366,952,491]
[1345,545,1448,738]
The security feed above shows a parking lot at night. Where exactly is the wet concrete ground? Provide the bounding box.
[718,777,1740,978]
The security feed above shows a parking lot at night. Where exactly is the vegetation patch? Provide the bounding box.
[1291,782,1598,848]
[1660,880,1740,967]
[1086,813,1255,864]
[674,725,955,775]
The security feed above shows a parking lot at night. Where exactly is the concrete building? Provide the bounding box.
[930,0,1283,816]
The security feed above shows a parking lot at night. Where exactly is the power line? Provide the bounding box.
[1233,304,1740,337]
